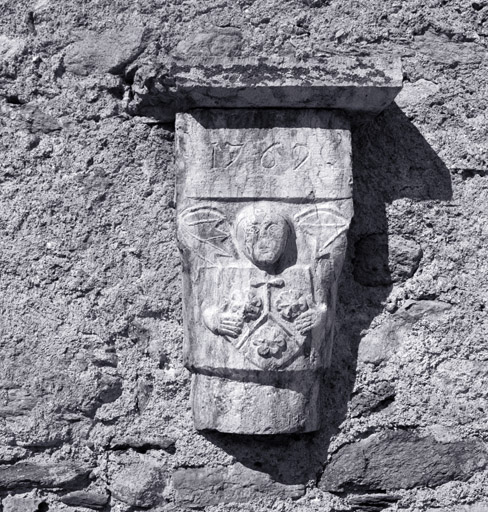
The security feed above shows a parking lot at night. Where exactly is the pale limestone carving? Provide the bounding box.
[176,109,354,434]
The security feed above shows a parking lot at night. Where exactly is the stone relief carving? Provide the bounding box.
[176,109,354,434]
[179,203,337,372]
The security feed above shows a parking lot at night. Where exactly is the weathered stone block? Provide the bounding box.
[358,300,451,365]
[173,463,305,507]
[0,35,25,61]
[173,28,243,58]
[64,26,149,76]
[110,462,167,508]
[0,462,92,491]
[60,490,109,510]
[320,431,488,492]
[348,493,401,512]
[396,299,452,321]
[354,234,422,286]
[110,433,175,452]
[349,381,396,417]
[426,504,488,512]
[0,386,37,417]
[2,494,45,512]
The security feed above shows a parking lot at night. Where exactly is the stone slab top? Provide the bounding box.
[131,56,403,120]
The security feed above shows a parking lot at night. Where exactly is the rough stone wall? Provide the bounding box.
[0,1,487,511]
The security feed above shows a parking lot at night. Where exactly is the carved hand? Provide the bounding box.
[294,309,317,335]
[217,312,244,338]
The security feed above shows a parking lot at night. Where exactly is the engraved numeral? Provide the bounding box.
[211,142,244,169]
[261,142,284,169]
[292,144,310,170]
[320,133,343,165]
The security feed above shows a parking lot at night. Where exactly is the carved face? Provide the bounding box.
[236,205,290,268]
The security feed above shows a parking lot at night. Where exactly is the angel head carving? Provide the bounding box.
[178,203,350,267]
[235,204,291,269]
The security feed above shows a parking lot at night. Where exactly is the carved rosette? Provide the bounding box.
[176,109,354,434]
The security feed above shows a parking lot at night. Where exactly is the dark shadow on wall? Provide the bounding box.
[199,102,452,488]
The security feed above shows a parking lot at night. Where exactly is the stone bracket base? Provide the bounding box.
[191,373,321,434]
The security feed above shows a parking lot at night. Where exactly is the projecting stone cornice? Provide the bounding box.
[129,55,403,121]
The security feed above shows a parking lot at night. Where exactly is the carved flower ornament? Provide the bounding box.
[275,290,308,320]
[252,325,287,358]
[227,291,263,322]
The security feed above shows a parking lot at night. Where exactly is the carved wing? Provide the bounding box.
[295,206,350,259]
[177,206,237,264]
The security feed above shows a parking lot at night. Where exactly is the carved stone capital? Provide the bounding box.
[174,58,402,434]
